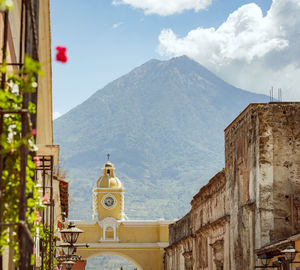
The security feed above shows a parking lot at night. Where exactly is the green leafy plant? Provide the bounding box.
[40,227,57,268]
[0,0,13,11]
[0,55,45,264]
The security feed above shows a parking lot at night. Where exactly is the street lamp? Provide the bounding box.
[63,260,75,270]
[59,242,76,256]
[58,222,83,270]
[282,245,297,262]
[58,222,90,270]
[259,254,270,267]
[57,222,89,270]
[57,242,89,257]
[60,222,83,244]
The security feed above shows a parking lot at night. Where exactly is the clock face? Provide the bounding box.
[104,196,115,207]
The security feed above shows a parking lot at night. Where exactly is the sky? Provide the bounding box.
[50,0,300,119]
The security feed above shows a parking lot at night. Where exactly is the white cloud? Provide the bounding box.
[158,0,300,101]
[112,21,124,29]
[112,0,212,16]
[53,111,62,120]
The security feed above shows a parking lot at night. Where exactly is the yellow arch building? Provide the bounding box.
[74,161,173,270]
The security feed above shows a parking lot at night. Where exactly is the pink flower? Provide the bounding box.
[31,129,37,136]
[33,247,36,255]
[42,195,50,205]
[36,211,42,223]
[56,46,68,63]
[33,156,40,167]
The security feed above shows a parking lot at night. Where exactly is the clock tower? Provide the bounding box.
[92,160,125,221]
[77,157,172,264]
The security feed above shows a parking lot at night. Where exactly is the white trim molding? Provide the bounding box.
[98,217,120,242]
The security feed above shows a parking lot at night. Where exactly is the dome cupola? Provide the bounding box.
[96,161,122,188]
[92,156,125,221]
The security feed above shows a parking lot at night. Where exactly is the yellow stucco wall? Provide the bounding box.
[294,240,300,268]
[78,249,161,270]
[118,225,158,243]
[76,221,170,244]
[78,161,173,269]
[74,220,172,270]
[94,189,124,220]
[36,0,53,146]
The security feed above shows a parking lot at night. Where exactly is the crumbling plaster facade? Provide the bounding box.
[164,102,300,270]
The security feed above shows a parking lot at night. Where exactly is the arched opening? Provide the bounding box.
[86,252,143,270]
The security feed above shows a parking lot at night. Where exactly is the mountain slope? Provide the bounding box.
[54,56,270,220]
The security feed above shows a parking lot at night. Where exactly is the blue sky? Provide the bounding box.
[50,0,300,118]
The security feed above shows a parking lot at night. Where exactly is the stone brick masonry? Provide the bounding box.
[164,102,300,270]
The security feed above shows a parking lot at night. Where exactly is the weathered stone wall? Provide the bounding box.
[191,171,227,232]
[165,171,228,270]
[165,102,300,270]
[261,104,300,239]
[166,213,191,270]
[191,171,229,270]
[225,102,300,269]
[169,213,191,246]
[224,104,259,269]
